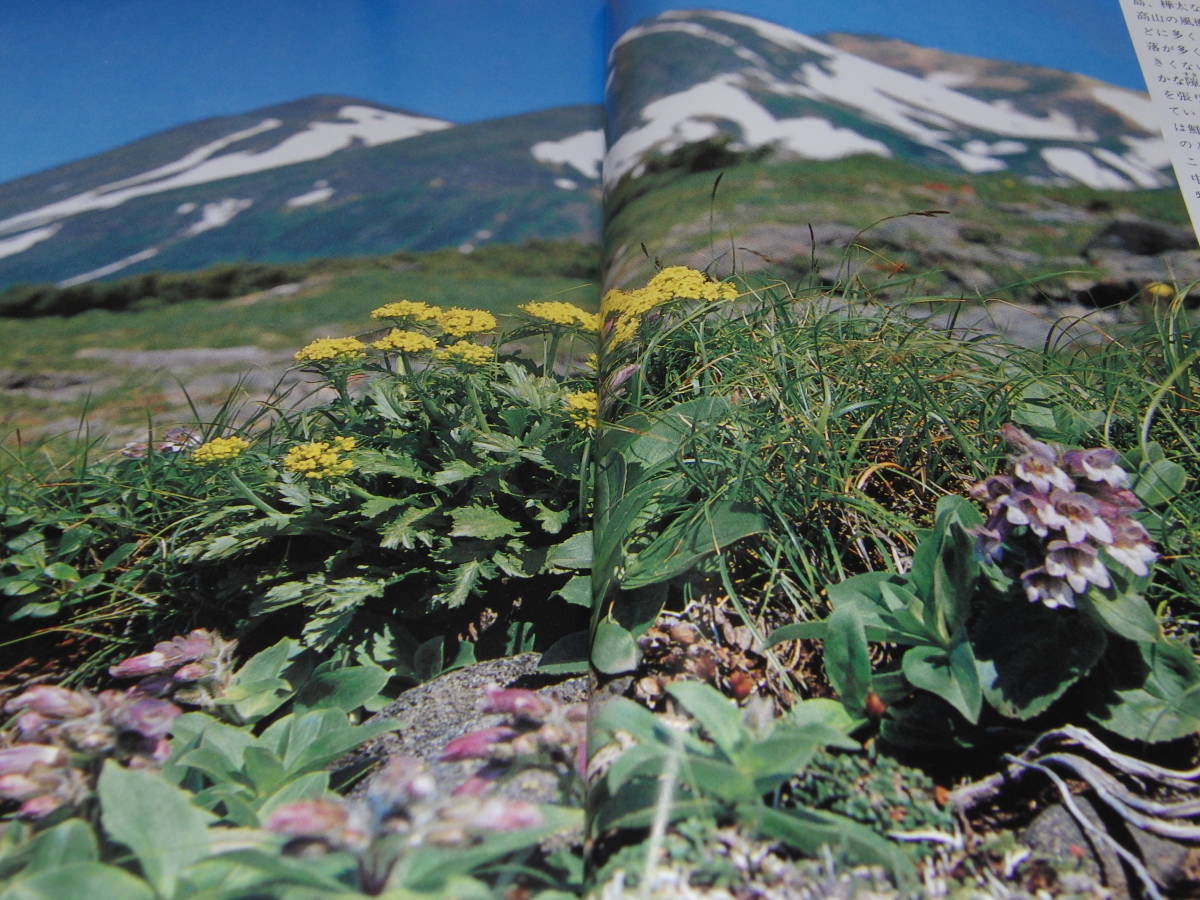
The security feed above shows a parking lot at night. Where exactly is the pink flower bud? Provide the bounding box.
[173,662,212,682]
[266,799,349,838]
[466,797,543,831]
[0,773,43,800]
[0,744,65,775]
[366,756,436,810]
[166,630,216,663]
[109,651,172,678]
[14,712,50,741]
[451,773,497,797]
[479,686,551,719]
[440,726,516,761]
[115,697,182,738]
[5,685,95,719]
[18,794,64,818]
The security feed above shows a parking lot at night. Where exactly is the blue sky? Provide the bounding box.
[0,0,1144,184]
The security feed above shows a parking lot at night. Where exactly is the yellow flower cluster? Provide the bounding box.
[370,300,439,321]
[437,307,498,337]
[294,337,367,363]
[601,266,737,349]
[372,329,438,353]
[191,436,250,464]
[436,340,495,366]
[283,436,357,479]
[519,301,600,332]
[564,390,599,430]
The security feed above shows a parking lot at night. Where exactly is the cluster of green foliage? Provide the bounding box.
[585,270,1200,885]
[0,637,583,899]
[0,239,600,320]
[1,297,597,682]
[4,256,1199,895]
[0,263,303,318]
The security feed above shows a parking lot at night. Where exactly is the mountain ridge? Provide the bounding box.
[0,11,1174,290]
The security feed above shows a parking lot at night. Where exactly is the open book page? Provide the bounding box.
[0,2,1198,898]
[589,3,1200,896]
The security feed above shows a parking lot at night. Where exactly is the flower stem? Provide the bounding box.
[226,470,286,518]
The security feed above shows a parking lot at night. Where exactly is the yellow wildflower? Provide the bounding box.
[370,300,439,321]
[606,315,641,349]
[602,268,737,319]
[564,390,599,430]
[191,436,250,464]
[294,337,367,363]
[646,265,738,302]
[437,307,498,337]
[519,301,600,332]
[283,439,355,479]
[372,329,437,353]
[1146,282,1175,299]
[435,340,495,366]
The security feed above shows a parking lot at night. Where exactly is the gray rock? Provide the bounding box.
[1019,794,1192,897]
[1082,220,1198,257]
[341,653,587,805]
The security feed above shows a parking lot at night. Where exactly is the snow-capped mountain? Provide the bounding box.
[605,10,1167,191]
[0,11,1174,292]
[0,96,604,289]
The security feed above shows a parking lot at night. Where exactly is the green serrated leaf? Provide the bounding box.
[433,459,479,485]
[448,505,522,540]
[379,504,438,550]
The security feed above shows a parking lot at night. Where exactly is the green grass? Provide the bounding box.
[0,245,600,438]
[603,152,1189,301]
[601,274,1200,631]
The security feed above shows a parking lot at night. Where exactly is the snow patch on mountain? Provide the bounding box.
[0,107,448,239]
[287,181,335,208]
[1091,147,1167,189]
[59,248,159,287]
[184,198,253,235]
[608,10,1162,189]
[554,178,578,190]
[1041,148,1131,189]
[531,130,604,179]
[605,75,890,186]
[0,225,60,261]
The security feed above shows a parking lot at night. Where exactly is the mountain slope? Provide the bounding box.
[0,98,604,288]
[605,10,1167,191]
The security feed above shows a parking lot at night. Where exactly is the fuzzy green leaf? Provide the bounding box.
[1088,638,1200,742]
[97,762,211,898]
[901,639,981,724]
[823,604,872,713]
[973,602,1106,720]
[0,863,155,900]
[592,618,641,674]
